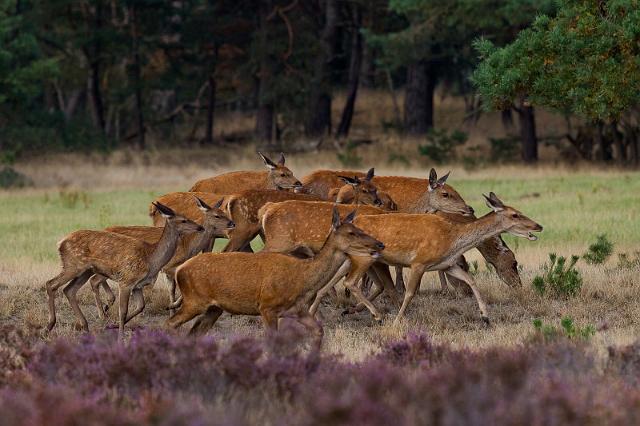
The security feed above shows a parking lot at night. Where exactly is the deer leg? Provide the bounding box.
[297,311,324,352]
[393,265,426,326]
[46,269,82,331]
[89,274,110,319]
[347,264,400,314]
[63,270,93,332]
[341,259,383,322]
[101,280,116,307]
[395,266,405,291]
[189,305,223,336]
[118,285,133,338]
[123,288,145,324]
[260,309,279,330]
[309,260,351,316]
[445,264,490,325]
[438,272,449,293]
[166,302,201,329]
[164,269,178,316]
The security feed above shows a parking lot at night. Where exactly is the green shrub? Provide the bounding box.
[583,234,614,265]
[418,129,468,163]
[532,253,582,297]
[532,317,595,341]
[336,142,363,168]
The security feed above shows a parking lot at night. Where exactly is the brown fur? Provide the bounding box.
[349,195,542,325]
[260,201,395,320]
[90,200,234,317]
[302,169,522,288]
[45,205,203,336]
[189,153,301,193]
[150,192,226,227]
[167,209,384,348]
[222,190,321,252]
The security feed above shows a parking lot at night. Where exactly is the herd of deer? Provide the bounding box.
[45,152,543,348]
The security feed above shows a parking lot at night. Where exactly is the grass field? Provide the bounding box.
[1,164,639,359]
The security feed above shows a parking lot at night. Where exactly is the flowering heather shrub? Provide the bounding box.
[3,326,640,425]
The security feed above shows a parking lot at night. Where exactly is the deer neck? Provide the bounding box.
[300,234,348,296]
[186,225,217,258]
[265,172,278,190]
[147,221,181,276]
[449,213,506,259]
[410,190,434,213]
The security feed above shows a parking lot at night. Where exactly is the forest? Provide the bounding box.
[2,0,639,165]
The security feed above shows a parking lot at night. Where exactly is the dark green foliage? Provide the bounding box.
[0,166,32,188]
[533,253,582,297]
[418,128,467,163]
[474,0,640,122]
[583,234,614,265]
[533,317,595,341]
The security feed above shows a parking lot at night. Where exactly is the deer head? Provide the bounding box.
[153,202,204,235]
[329,206,385,259]
[483,192,543,241]
[425,168,474,216]
[338,168,383,207]
[194,197,235,237]
[258,152,302,190]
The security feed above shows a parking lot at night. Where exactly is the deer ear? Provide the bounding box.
[258,152,277,170]
[428,168,438,191]
[278,152,286,166]
[483,193,504,212]
[343,209,357,224]
[213,198,224,209]
[331,206,341,229]
[194,196,211,212]
[154,202,176,218]
[437,171,450,186]
[339,175,360,186]
[365,167,375,182]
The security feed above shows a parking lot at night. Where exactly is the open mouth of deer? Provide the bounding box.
[527,232,538,241]
[370,251,382,259]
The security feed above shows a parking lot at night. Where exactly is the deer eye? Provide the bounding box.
[349,231,355,235]
[214,215,220,218]
[442,192,449,198]
[280,173,285,177]
[511,213,519,218]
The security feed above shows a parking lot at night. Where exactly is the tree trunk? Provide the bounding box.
[305,0,338,138]
[611,122,626,163]
[255,0,275,145]
[131,4,146,149]
[594,121,612,162]
[87,0,106,133]
[516,104,537,163]
[203,74,216,145]
[335,4,362,139]
[404,61,436,135]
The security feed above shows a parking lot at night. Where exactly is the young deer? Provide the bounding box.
[303,167,522,289]
[327,168,383,207]
[45,202,203,337]
[348,193,542,326]
[150,192,227,227]
[89,197,235,317]
[167,208,384,349]
[260,201,396,320]
[189,152,302,193]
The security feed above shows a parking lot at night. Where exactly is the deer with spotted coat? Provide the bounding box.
[45,202,203,337]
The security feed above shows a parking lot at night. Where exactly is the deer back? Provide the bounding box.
[189,171,269,193]
[260,200,385,254]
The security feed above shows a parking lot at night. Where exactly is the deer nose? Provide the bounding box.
[228,221,236,229]
[196,225,205,232]
[294,181,303,188]
[536,224,543,231]
[376,242,385,250]
[468,206,475,214]
[374,199,383,207]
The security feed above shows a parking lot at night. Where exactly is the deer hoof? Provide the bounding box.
[481,316,490,327]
